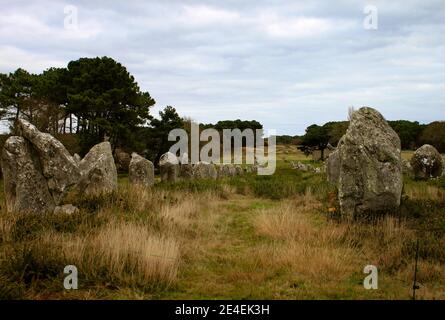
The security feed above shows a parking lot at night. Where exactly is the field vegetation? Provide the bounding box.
[0,147,444,300]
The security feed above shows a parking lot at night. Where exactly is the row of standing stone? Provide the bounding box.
[0,119,258,214]
[158,152,257,183]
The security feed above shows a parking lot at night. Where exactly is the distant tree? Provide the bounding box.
[204,119,263,147]
[419,121,445,153]
[0,68,39,125]
[148,106,185,164]
[34,68,70,133]
[275,135,300,145]
[299,124,330,160]
[388,120,425,150]
[66,57,155,153]
[0,68,69,134]
[323,121,349,147]
[212,119,263,132]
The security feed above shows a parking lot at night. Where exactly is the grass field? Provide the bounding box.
[0,146,444,300]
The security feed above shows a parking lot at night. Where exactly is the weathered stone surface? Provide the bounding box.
[401,159,414,176]
[179,164,194,180]
[235,165,243,176]
[291,161,309,172]
[1,136,55,213]
[337,107,403,218]
[114,148,131,172]
[326,150,340,185]
[225,164,237,177]
[16,119,80,204]
[54,204,79,215]
[216,165,227,178]
[193,162,217,180]
[73,153,82,163]
[77,142,118,195]
[129,153,154,187]
[159,152,179,182]
[410,144,443,179]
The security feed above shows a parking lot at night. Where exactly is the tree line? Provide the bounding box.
[285,119,445,160]
[0,56,266,165]
[2,56,442,164]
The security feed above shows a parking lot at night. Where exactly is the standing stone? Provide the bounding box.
[193,162,217,180]
[159,152,179,182]
[410,144,443,179]
[208,163,218,179]
[77,142,118,196]
[235,165,243,176]
[114,148,131,172]
[1,136,55,213]
[227,164,237,177]
[16,119,80,204]
[326,150,340,185]
[216,165,227,178]
[337,107,403,218]
[129,153,154,187]
[180,164,194,180]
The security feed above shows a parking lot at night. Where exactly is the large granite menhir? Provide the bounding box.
[1,136,56,214]
[16,119,80,204]
[334,107,403,218]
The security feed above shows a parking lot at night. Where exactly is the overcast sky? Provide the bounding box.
[1,0,444,135]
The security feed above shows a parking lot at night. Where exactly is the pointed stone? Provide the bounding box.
[129,153,154,187]
[77,142,118,196]
[1,136,55,213]
[16,119,80,204]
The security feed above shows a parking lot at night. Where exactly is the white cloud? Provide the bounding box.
[181,5,241,26]
[0,46,65,72]
[0,0,444,134]
[261,15,332,39]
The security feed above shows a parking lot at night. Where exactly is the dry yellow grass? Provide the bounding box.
[252,193,357,283]
[37,222,180,287]
[250,192,427,294]
[405,184,445,201]
[1,162,444,299]
[254,192,322,241]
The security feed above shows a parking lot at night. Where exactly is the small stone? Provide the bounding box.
[410,144,443,179]
[129,153,154,187]
[54,204,79,215]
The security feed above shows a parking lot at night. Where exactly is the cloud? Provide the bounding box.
[0,0,444,134]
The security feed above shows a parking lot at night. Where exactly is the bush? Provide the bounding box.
[419,121,445,153]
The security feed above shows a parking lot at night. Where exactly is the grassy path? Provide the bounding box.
[160,195,278,299]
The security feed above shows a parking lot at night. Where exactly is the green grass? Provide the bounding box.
[0,147,444,300]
